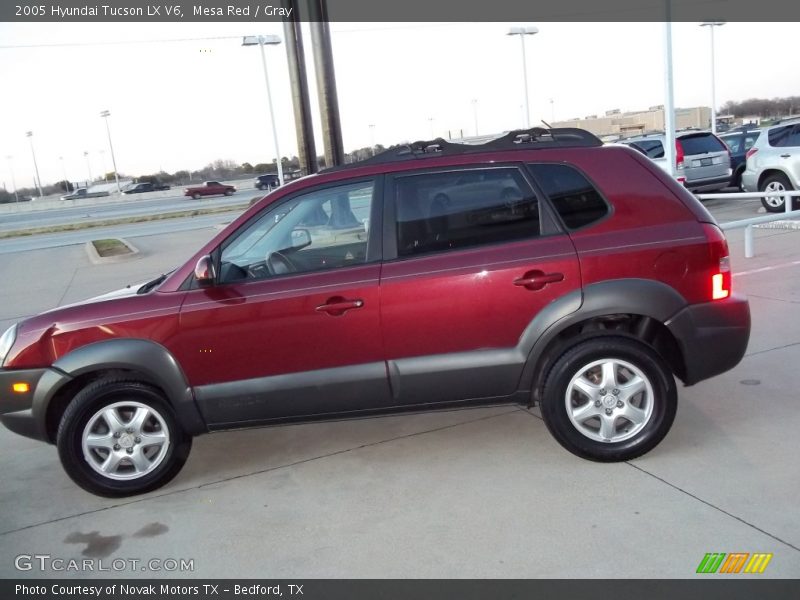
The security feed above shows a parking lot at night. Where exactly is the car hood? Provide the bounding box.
[48,281,148,312]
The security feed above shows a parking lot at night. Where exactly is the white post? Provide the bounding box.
[520,35,530,129]
[744,224,754,258]
[709,25,717,134]
[472,99,479,136]
[102,113,122,194]
[663,14,676,179]
[258,36,284,186]
[6,156,19,202]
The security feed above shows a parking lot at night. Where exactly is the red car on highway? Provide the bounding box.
[184,181,236,199]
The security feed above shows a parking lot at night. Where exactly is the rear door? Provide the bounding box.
[680,133,730,183]
[379,164,580,406]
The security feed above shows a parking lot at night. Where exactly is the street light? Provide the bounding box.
[100,110,122,194]
[5,155,19,202]
[507,26,539,129]
[25,131,43,198]
[59,156,69,190]
[242,34,284,186]
[700,22,725,134]
[84,151,92,185]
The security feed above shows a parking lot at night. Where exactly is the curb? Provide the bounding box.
[85,237,141,265]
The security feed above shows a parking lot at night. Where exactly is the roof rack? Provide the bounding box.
[323,127,602,172]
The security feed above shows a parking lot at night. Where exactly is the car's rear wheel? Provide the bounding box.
[191,193,201,200]
[760,173,795,213]
[57,378,192,497]
[540,336,677,462]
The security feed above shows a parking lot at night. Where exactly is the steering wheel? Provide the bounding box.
[265,251,297,276]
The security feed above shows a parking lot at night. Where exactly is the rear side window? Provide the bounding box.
[768,125,800,148]
[527,163,609,230]
[394,167,539,257]
[721,135,741,153]
[630,140,664,159]
[679,134,726,155]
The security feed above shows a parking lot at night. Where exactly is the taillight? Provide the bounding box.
[746,147,758,160]
[702,223,731,301]
[675,140,685,170]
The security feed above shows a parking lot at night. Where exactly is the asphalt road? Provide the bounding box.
[0,220,798,578]
[0,190,256,233]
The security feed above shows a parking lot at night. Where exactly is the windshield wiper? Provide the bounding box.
[137,271,172,294]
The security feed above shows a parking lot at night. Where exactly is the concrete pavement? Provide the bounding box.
[0,209,798,578]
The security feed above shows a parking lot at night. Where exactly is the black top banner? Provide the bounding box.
[2,0,800,22]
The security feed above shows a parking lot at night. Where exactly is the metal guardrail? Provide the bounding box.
[696,191,800,258]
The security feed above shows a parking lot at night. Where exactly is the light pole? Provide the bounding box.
[507,26,539,129]
[25,131,43,198]
[550,98,555,123]
[428,117,435,138]
[98,149,108,182]
[471,99,479,136]
[84,151,92,185]
[700,22,725,133]
[100,110,122,194]
[5,155,19,202]
[243,34,284,186]
[368,124,375,153]
[59,156,69,191]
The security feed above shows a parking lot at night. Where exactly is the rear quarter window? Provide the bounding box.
[679,134,726,155]
[768,125,794,147]
[527,163,609,230]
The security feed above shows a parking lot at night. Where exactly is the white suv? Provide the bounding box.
[741,119,800,212]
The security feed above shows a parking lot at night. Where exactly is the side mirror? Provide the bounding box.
[290,228,312,249]
[194,255,216,285]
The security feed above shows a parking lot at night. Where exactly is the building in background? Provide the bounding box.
[553,106,712,139]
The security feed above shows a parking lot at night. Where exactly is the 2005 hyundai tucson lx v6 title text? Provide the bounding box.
[0,128,750,497]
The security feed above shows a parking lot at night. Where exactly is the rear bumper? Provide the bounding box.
[741,170,758,192]
[665,294,751,385]
[0,368,49,441]
[685,173,733,193]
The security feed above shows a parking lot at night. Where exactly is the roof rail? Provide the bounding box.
[323,127,602,172]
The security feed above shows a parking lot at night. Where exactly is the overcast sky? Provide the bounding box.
[0,21,797,188]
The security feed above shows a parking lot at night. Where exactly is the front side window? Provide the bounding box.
[219,180,374,282]
[394,167,539,258]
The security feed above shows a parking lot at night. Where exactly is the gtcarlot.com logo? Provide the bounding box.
[15,554,194,573]
[696,552,773,574]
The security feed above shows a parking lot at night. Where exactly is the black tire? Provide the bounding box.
[192,193,201,200]
[224,189,234,196]
[759,172,794,213]
[540,336,677,462]
[733,167,745,191]
[258,184,267,191]
[57,378,192,497]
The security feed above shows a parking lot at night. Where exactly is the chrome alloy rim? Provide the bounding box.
[764,181,788,207]
[565,358,655,443]
[81,401,171,480]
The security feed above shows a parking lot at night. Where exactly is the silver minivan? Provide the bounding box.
[619,131,732,193]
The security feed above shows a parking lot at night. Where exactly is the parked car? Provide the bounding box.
[619,130,732,192]
[123,182,171,194]
[0,128,750,497]
[255,174,280,191]
[719,128,761,190]
[183,181,236,199]
[741,118,800,212]
[60,187,111,201]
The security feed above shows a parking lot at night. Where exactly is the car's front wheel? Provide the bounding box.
[540,336,677,462]
[57,378,192,497]
[760,173,795,213]
[191,193,201,200]
[224,189,234,196]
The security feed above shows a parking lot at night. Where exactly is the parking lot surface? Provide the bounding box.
[0,200,798,578]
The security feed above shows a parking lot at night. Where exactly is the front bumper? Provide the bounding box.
[0,368,48,441]
[665,294,751,385]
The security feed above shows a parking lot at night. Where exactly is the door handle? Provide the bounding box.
[780,154,791,158]
[514,271,564,290]
[315,298,364,316]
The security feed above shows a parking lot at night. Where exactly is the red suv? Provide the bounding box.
[0,128,750,497]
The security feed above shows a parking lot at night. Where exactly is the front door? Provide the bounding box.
[172,177,390,427]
